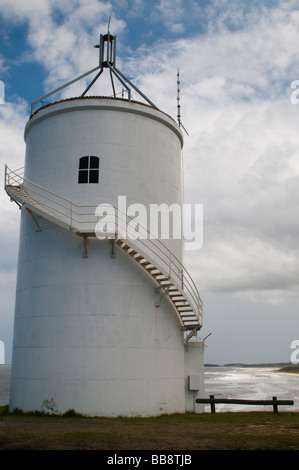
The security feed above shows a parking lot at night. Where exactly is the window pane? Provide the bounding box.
[89,170,99,183]
[78,170,88,183]
[90,156,99,168]
[79,156,89,169]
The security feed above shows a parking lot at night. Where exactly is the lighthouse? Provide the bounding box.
[5,33,204,416]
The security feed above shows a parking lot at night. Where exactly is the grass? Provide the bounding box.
[277,365,299,374]
[0,406,298,450]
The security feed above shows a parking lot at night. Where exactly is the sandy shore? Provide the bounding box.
[273,372,299,377]
[258,369,299,377]
[253,368,299,377]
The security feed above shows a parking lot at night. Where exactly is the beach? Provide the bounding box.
[204,366,299,412]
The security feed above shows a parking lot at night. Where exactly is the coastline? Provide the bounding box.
[257,369,299,377]
[274,372,299,376]
[205,362,299,375]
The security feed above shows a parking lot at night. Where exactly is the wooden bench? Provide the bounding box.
[196,395,294,413]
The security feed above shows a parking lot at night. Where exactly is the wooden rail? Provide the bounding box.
[196,395,294,413]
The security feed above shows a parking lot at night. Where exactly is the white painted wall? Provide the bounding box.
[185,342,205,413]
[10,213,186,416]
[9,98,197,417]
[24,98,184,260]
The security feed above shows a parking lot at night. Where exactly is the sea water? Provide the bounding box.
[0,365,11,407]
[0,365,298,412]
[204,366,299,412]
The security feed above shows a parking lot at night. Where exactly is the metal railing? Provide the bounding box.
[5,165,203,327]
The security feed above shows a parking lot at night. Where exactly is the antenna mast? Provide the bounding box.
[30,29,157,115]
[177,69,189,136]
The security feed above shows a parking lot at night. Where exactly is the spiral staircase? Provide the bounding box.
[5,165,203,342]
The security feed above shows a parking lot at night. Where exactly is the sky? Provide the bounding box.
[0,0,299,365]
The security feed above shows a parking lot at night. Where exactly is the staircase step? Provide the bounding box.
[144,263,155,270]
[126,248,136,255]
[168,290,181,296]
[154,274,168,281]
[149,268,160,274]
[128,249,138,255]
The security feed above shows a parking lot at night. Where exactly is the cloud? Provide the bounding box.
[0,0,50,20]
[150,0,185,33]
[0,99,27,238]
[1,0,299,319]
[141,3,299,100]
[0,99,28,360]
[180,94,299,304]
[0,58,9,76]
[121,2,299,305]
[0,0,126,95]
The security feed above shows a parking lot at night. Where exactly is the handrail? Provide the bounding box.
[116,220,202,318]
[5,166,203,325]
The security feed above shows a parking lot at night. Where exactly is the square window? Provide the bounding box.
[90,156,99,168]
[79,156,89,169]
[78,170,88,183]
[89,170,99,183]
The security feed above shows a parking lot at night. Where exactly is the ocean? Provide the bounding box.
[204,366,299,412]
[0,365,11,407]
[0,365,298,412]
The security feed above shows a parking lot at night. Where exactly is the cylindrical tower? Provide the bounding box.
[6,34,203,416]
[23,97,183,259]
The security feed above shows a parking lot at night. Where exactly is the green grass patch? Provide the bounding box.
[0,409,298,450]
[277,365,299,374]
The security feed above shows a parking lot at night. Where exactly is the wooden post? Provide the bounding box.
[273,396,278,414]
[210,395,216,413]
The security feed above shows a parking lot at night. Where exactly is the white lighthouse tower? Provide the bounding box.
[5,33,204,416]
